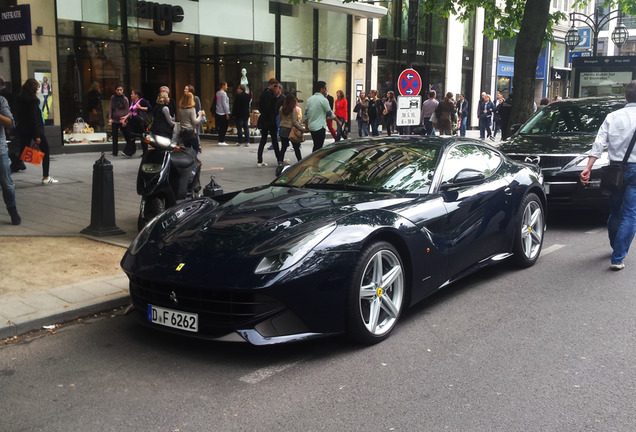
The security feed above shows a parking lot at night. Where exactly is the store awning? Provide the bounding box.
[273,0,388,19]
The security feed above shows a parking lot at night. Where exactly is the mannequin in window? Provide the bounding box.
[240,68,250,94]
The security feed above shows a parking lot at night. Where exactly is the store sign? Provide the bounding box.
[137,1,184,36]
[0,5,32,46]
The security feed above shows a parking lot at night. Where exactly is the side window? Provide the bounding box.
[441,145,502,184]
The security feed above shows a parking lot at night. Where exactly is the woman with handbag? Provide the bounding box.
[121,90,151,156]
[278,93,307,164]
[354,91,370,137]
[383,91,397,136]
[15,78,57,184]
[178,92,205,152]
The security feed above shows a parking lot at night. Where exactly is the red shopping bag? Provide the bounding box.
[20,143,45,166]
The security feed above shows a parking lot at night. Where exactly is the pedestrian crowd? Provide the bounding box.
[0,73,595,232]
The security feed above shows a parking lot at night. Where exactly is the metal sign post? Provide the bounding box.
[397,69,422,135]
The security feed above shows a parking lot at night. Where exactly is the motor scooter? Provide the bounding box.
[136,133,202,230]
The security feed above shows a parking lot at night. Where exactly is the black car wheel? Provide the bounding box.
[346,241,405,344]
[512,193,544,268]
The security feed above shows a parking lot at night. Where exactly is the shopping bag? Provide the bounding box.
[20,143,45,166]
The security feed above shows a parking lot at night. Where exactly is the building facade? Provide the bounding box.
[2,0,632,150]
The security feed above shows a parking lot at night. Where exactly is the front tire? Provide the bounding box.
[138,197,166,231]
[346,241,405,344]
[512,193,544,268]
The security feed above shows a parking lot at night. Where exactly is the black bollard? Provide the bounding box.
[81,153,125,236]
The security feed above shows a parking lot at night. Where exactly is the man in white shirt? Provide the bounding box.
[580,80,636,270]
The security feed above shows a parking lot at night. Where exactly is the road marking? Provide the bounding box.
[201,167,224,171]
[542,244,565,255]
[239,360,302,384]
[585,229,602,234]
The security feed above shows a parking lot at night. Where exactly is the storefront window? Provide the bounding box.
[318,10,347,61]
[281,58,313,114]
[318,61,346,104]
[281,5,314,58]
[57,36,128,132]
[499,36,516,58]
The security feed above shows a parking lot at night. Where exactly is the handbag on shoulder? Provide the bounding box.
[600,127,636,194]
[289,126,304,144]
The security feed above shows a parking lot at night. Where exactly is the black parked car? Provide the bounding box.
[497,96,626,209]
[121,137,546,345]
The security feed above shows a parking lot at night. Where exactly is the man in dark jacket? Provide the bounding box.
[232,84,251,147]
[257,78,280,166]
[498,93,513,140]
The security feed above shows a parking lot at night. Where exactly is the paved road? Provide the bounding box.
[1,211,634,432]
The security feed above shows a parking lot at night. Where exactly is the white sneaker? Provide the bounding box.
[257,162,268,167]
[218,142,228,146]
[42,177,58,184]
[244,143,250,147]
[610,263,625,270]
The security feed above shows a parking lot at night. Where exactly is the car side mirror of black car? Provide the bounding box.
[440,169,486,190]
[509,123,522,135]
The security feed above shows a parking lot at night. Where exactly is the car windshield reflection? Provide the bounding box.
[274,142,440,193]
[519,101,624,136]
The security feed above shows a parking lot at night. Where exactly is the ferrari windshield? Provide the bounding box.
[274,142,441,193]
[519,99,625,135]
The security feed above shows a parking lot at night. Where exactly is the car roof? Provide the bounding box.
[335,135,489,151]
[546,96,624,108]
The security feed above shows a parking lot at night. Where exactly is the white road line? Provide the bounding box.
[542,244,566,255]
[239,360,302,384]
[585,229,602,235]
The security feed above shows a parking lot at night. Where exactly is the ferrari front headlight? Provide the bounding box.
[128,216,160,255]
[255,223,337,274]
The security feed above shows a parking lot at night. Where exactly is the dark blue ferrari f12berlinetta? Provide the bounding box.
[121,137,546,345]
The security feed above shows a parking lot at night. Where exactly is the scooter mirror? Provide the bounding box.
[150,134,174,150]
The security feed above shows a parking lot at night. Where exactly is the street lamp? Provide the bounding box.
[565,9,630,56]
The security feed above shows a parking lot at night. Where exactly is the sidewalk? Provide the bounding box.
[0,130,485,339]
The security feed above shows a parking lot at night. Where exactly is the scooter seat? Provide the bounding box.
[170,148,197,169]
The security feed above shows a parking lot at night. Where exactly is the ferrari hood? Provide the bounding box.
[498,134,596,155]
[150,186,412,257]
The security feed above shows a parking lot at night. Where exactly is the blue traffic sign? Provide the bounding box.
[398,68,422,96]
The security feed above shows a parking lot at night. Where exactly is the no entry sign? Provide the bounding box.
[397,68,422,96]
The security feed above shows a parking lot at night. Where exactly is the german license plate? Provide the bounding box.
[147,304,198,332]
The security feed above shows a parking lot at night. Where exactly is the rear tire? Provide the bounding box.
[512,193,544,268]
[346,241,405,344]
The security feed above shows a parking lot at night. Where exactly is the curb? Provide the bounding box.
[0,295,130,340]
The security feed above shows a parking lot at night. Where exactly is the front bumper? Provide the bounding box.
[544,174,609,210]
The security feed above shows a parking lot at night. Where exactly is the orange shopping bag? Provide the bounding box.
[20,143,45,166]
